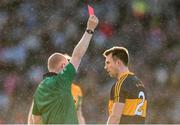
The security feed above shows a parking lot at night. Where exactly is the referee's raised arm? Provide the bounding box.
[70,15,99,71]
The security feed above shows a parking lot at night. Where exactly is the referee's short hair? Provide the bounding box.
[103,46,129,66]
[48,53,66,71]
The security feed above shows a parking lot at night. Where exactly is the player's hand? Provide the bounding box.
[87,15,99,31]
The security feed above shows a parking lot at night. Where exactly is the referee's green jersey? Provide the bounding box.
[32,63,78,124]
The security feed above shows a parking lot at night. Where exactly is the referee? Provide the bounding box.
[103,46,148,124]
[27,15,99,124]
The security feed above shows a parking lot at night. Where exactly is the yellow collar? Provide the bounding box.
[118,71,134,80]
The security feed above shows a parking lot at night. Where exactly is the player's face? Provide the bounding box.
[104,53,119,78]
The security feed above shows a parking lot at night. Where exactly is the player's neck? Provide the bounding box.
[117,67,129,79]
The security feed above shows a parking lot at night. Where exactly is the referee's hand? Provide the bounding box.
[87,15,99,32]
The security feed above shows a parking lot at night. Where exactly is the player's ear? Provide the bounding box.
[117,59,122,66]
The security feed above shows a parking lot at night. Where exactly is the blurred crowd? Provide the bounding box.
[0,0,179,123]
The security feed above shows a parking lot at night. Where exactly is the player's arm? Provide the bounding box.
[107,102,125,124]
[27,100,42,124]
[77,104,86,124]
[107,80,127,124]
[76,96,86,124]
[70,15,99,70]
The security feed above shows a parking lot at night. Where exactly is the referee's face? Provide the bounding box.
[104,53,119,78]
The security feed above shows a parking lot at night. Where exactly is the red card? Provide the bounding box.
[88,5,94,15]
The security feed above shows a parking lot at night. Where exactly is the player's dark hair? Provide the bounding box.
[103,46,129,66]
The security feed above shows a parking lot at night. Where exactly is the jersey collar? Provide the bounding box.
[43,72,57,79]
[118,71,134,80]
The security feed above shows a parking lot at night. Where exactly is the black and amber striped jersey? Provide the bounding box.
[108,71,147,124]
[71,83,83,110]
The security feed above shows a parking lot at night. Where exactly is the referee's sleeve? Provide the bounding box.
[32,100,41,115]
[59,63,76,79]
